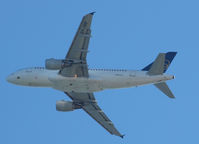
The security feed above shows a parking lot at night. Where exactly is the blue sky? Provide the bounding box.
[1,0,199,143]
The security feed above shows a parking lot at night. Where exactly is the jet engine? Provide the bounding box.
[56,100,82,112]
[45,58,64,70]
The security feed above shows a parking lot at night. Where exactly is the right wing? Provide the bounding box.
[64,92,124,138]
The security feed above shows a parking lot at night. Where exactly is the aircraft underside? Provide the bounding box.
[50,74,173,93]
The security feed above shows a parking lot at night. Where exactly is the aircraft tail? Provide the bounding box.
[142,52,177,98]
[142,52,177,73]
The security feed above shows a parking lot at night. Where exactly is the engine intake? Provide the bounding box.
[45,58,64,70]
[56,100,82,112]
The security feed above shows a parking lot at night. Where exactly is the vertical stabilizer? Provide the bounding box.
[142,52,177,73]
[147,53,165,75]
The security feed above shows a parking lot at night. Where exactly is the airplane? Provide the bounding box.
[6,12,177,138]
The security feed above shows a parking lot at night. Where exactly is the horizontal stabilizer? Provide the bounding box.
[147,53,165,75]
[154,82,175,98]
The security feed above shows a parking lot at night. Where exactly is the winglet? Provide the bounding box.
[90,11,96,15]
[120,134,125,139]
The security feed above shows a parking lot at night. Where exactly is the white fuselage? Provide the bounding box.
[7,67,174,93]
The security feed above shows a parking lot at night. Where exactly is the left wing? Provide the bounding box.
[60,12,95,77]
[64,92,124,138]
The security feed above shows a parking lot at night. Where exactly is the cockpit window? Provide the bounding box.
[17,76,20,79]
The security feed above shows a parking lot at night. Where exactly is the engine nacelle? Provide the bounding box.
[45,58,64,70]
[56,100,81,112]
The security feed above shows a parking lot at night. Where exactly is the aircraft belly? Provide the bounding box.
[102,79,137,89]
[49,73,172,92]
[100,75,170,90]
[50,77,103,93]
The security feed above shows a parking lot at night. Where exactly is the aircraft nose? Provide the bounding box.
[6,74,15,83]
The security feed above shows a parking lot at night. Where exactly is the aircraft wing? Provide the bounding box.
[60,12,94,77]
[64,92,124,138]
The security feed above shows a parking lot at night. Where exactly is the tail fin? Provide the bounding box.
[154,82,175,98]
[142,52,177,98]
[142,52,177,73]
[147,53,165,75]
